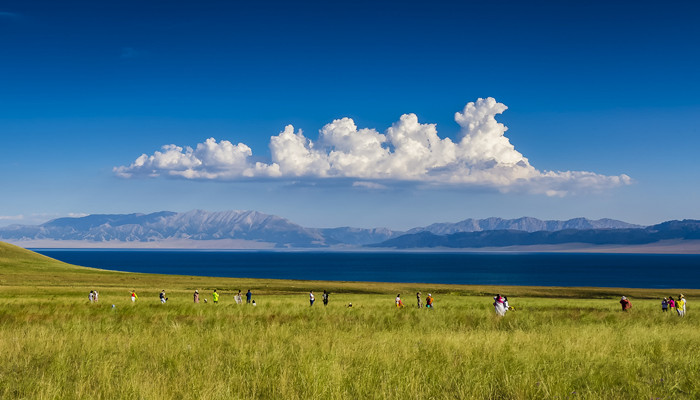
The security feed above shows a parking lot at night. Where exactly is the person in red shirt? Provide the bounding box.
[619,296,632,311]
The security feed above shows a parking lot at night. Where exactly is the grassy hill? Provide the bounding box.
[1,241,699,399]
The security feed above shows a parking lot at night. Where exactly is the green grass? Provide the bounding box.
[1,241,698,399]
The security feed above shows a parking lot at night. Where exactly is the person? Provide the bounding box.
[426,293,433,309]
[347,303,352,307]
[503,296,510,313]
[322,290,329,306]
[620,296,631,311]
[493,294,506,316]
[212,289,219,304]
[235,290,243,305]
[661,298,668,312]
[669,296,676,311]
[309,291,315,306]
[680,294,687,316]
[131,290,138,303]
[395,294,404,308]
[88,291,94,302]
[93,290,98,303]
[677,296,686,317]
[252,299,257,306]
[193,290,199,303]
[160,290,167,304]
[416,292,422,308]
[246,289,252,304]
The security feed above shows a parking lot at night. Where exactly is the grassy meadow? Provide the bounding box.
[1,242,699,399]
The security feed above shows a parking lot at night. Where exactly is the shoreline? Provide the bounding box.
[10,238,700,254]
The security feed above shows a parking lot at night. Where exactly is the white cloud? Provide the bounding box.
[352,181,388,190]
[0,214,24,221]
[114,98,631,194]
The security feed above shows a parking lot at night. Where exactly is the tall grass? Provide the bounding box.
[0,290,697,399]
[1,242,698,399]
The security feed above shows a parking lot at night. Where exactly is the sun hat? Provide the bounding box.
[621,296,626,300]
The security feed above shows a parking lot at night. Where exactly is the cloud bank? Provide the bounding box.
[114,98,631,195]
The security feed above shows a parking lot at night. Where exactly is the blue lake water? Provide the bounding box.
[33,249,700,289]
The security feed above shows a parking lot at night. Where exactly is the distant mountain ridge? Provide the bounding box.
[0,210,401,247]
[0,210,660,249]
[372,220,700,249]
[406,217,642,235]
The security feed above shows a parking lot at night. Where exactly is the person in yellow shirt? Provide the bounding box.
[677,297,686,317]
[212,289,220,304]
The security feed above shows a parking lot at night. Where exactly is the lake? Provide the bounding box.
[33,249,700,289]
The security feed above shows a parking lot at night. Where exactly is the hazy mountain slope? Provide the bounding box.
[406,217,643,235]
[0,210,401,247]
[372,220,700,249]
[0,211,657,248]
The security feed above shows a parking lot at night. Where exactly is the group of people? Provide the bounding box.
[123,289,255,305]
[308,290,330,306]
[619,294,689,317]
[661,294,687,316]
[394,292,433,308]
[96,290,689,318]
[493,294,511,316]
[192,289,253,305]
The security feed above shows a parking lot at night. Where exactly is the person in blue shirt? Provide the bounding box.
[246,289,252,304]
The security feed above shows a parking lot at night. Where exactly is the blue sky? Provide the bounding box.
[1,0,699,229]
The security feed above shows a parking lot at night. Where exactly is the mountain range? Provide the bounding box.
[1,210,698,251]
[372,220,700,249]
[0,210,399,247]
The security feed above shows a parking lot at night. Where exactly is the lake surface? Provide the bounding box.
[33,249,700,289]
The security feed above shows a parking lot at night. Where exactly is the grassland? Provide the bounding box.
[1,241,699,399]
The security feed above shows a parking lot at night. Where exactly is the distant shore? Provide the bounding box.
[9,238,700,254]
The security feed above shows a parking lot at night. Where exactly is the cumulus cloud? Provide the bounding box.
[114,98,631,194]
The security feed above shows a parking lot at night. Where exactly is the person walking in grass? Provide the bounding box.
[668,296,676,312]
[677,296,686,317]
[131,290,138,303]
[619,296,631,311]
[322,290,329,306]
[235,290,243,305]
[193,290,199,303]
[94,290,98,303]
[212,289,219,304]
[89,291,94,303]
[395,294,404,308]
[160,290,167,303]
[246,289,252,304]
[309,291,315,306]
[416,292,422,308]
[661,298,668,312]
[426,293,433,309]
[679,294,687,316]
[493,294,505,316]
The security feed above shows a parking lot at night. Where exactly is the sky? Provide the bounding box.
[1,0,699,230]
